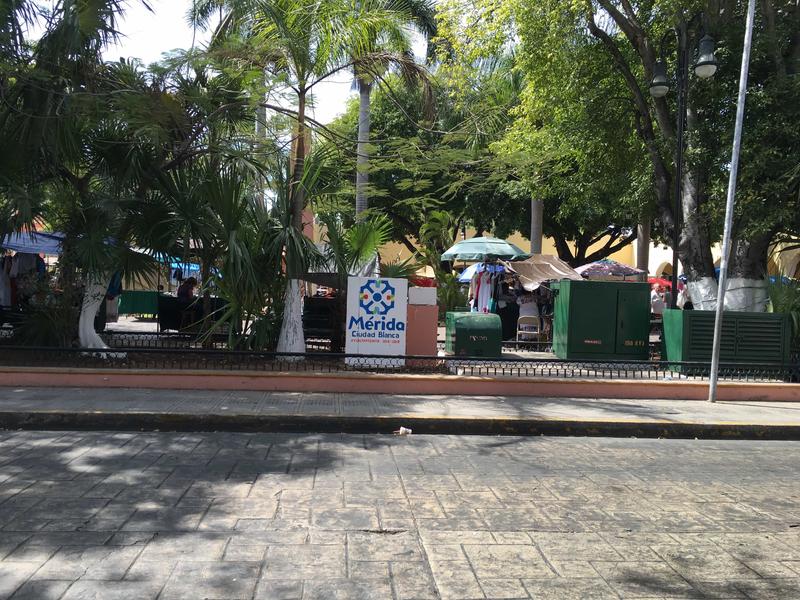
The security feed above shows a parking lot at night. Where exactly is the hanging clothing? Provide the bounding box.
[10,253,37,278]
[471,271,494,313]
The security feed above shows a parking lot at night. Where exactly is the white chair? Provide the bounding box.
[516,316,541,342]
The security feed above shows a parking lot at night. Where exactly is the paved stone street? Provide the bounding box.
[1,433,800,599]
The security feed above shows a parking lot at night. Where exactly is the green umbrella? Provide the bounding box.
[440,237,530,262]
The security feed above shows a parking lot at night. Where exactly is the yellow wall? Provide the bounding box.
[377,230,636,268]
[771,243,800,279]
[310,215,800,278]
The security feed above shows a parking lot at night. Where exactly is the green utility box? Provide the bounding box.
[445,312,502,357]
[119,290,159,316]
[662,309,791,365]
[552,280,649,360]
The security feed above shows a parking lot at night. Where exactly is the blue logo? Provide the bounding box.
[359,279,396,315]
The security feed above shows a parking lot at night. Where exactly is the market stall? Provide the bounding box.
[1,232,62,319]
[442,239,583,350]
[507,255,584,342]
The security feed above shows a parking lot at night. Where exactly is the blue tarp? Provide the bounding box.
[170,261,201,273]
[0,231,64,255]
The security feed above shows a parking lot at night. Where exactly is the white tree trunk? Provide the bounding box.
[687,277,768,312]
[687,277,718,311]
[355,81,372,217]
[78,274,109,349]
[723,278,769,312]
[276,279,305,354]
[636,219,650,273]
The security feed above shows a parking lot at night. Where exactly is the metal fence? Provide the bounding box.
[98,331,332,352]
[97,331,666,359]
[0,345,797,383]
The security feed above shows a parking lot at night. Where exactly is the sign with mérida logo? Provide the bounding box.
[345,276,408,363]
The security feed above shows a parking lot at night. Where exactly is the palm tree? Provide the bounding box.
[191,0,424,352]
[0,1,163,348]
[348,0,436,217]
[317,211,392,350]
[144,156,302,350]
[1,3,252,349]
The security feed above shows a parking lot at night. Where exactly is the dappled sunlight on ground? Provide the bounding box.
[2,432,800,598]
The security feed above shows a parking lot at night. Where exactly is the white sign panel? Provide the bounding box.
[345,277,408,363]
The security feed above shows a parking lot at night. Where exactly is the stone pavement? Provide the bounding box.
[2,387,800,438]
[2,432,800,599]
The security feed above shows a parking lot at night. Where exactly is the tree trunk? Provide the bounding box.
[355,79,372,218]
[725,234,771,312]
[78,273,109,349]
[276,279,305,354]
[201,259,212,348]
[277,90,308,354]
[636,219,650,272]
[255,71,269,207]
[529,198,543,254]
[290,90,307,231]
[679,170,717,310]
[552,233,576,266]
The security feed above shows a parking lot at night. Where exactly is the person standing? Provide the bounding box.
[650,284,665,316]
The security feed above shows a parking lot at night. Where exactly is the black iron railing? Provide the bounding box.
[0,345,797,383]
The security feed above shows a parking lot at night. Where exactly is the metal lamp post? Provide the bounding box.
[708,0,758,402]
[648,19,718,308]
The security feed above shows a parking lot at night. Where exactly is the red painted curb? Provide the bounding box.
[0,367,798,402]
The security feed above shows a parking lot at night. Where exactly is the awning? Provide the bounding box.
[0,231,64,255]
[574,258,646,281]
[508,254,583,291]
[441,237,530,262]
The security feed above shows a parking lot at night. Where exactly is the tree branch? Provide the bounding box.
[398,235,419,255]
[589,7,676,234]
[583,229,638,264]
[594,0,674,141]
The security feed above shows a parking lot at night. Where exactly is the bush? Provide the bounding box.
[768,279,800,347]
[436,273,468,320]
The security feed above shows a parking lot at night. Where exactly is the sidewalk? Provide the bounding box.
[3,387,800,438]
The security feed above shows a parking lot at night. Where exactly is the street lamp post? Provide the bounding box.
[648,18,718,308]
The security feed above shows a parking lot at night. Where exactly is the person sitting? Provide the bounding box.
[177,277,197,302]
[175,277,199,330]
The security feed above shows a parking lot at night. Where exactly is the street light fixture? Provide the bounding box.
[695,35,719,79]
[647,20,717,308]
[649,61,670,97]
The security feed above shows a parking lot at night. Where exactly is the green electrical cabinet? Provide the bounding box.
[552,280,649,360]
[119,290,159,316]
[662,309,791,365]
[445,312,502,357]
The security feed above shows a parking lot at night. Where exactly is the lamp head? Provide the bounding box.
[695,34,718,79]
[649,61,670,98]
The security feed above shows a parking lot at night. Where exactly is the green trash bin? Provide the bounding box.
[552,280,649,360]
[445,312,502,357]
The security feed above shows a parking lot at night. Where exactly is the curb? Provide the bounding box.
[1,367,799,402]
[2,411,800,440]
